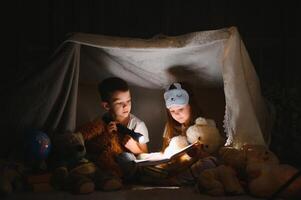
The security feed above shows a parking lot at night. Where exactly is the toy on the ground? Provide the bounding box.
[245,145,301,199]
[0,160,24,197]
[197,164,245,196]
[24,130,52,172]
[50,132,122,194]
[219,145,301,198]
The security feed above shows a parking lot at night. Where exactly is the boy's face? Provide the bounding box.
[103,90,132,120]
[168,104,191,124]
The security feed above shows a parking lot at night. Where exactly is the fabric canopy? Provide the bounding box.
[1,26,272,156]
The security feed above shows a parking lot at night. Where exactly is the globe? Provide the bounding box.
[25,130,52,161]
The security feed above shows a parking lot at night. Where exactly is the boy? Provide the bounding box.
[98,77,149,154]
[77,77,149,181]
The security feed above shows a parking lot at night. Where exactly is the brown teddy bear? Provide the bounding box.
[219,145,301,199]
[0,160,24,197]
[197,164,245,196]
[50,132,122,194]
[245,145,301,199]
[76,117,127,178]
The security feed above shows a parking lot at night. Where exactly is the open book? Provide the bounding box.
[134,141,199,166]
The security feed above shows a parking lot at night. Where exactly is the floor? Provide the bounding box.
[6,185,268,200]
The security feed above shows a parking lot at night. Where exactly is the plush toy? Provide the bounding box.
[186,117,225,155]
[197,145,277,197]
[245,145,301,199]
[197,164,245,196]
[219,145,301,199]
[0,160,24,197]
[50,132,122,194]
[76,118,126,178]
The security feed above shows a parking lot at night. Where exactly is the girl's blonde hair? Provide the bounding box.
[162,82,202,151]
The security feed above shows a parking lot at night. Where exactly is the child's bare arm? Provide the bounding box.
[123,136,148,154]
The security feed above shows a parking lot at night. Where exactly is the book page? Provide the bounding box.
[168,141,198,159]
[134,141,198,166]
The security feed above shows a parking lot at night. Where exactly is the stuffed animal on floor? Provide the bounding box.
[245,145,301,199]
[219,145,301,199]
[197,145,277,196]
[186,117,225,155]
[50,132,122,194]
[197,164,245,196]
[0,160,24,197]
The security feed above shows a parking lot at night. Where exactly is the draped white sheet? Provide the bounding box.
[1,27,271,155]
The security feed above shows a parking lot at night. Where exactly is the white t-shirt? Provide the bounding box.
[127,114,149,144]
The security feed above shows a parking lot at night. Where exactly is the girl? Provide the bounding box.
[161,82,219,185]
[162,82,202,151]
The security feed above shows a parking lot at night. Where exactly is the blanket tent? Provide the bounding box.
[1,26,273,156]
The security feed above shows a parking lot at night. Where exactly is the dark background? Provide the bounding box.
[3,0,301,167]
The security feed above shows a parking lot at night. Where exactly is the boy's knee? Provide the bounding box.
[115,152,138,181]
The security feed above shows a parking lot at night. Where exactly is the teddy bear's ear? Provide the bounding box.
[195,117,217,127]
[73,132,85,145]
[195,117,207,125]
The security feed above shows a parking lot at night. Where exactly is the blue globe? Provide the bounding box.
[25,130,52,161]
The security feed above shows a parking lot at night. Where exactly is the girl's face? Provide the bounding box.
[168,104,191,124]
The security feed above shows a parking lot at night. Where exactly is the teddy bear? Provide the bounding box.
[197,164,245,196]
[244,145,301,199]
[218,144,301,199]
[197,145,277,196]
[50,132,122,194]
[0,160,25,197]
[186,117,225,155]
[196,145,275,196]
[76,117,127,178]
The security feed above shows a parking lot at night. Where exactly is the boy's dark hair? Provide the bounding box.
[98,77,129,102]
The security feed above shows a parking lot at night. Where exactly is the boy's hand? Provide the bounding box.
[124,136,146,154]
[107,121,118,134]
[123,136,136,148]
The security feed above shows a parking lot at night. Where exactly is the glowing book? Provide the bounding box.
[134,141,198,167]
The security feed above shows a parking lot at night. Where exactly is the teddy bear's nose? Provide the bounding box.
[76,145,85,152]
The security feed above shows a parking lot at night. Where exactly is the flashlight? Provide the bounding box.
[102,113,145,143]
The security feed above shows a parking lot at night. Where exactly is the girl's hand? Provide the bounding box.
[107,121,118,134]
[187,143,210,158]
